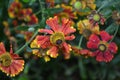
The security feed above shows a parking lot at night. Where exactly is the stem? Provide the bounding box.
[78,36,83,48]
[15,30,38,54]
[109,25,119,43]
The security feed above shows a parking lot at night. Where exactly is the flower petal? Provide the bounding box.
[100,31,112,41]
[47,46,58,58]
[96,51,105,62]
[62,42,71,59]
[46,16,60,31]
[39,29,53,34]
[108,42,118,54]
[0,42,6,55]
[36,35,50,48]
[65,35,75,40]
[103,51,113,62]
[87,34,100,49]
[61,18,76,35]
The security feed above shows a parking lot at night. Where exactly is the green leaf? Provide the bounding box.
[105,23,118,34]
[16,26,29,31]
[22,0,30,3]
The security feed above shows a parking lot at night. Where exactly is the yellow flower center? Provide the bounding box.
[93,14,100,21]
[0,52,12,67]
[74,1,82,10]
[50,32,65,45]
[98,44,107,52]
[83,29,92,38]
[24,15,31,22]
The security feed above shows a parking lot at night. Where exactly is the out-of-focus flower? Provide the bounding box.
[70,0,96,15]
[8,0,22,18]
[72,46,93,58]
[30,39,50,62]
[88,10,106,26]
[0,42,24,77]
[112,11,120,25]
[46,0,54,7]
[87,31,118,62]
[18,8,38,25]
[24,31,33,41]
[77,19,99,39]
[55,4,77,20]
[37,16,76,59]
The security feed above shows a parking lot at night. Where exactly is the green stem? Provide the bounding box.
[15,30,38,54]
[78,36,83,48]
[109,25,119,43]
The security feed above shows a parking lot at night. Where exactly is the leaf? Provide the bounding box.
[22,0,30,3]
[16,26,29,31]
[105,23,118,34]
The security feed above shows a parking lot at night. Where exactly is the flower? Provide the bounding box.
[55,4,77,20]
[46,0,54,7]
[18,8,38,25]
[112,10,120,25]
[0,42,24,77]
[8,0,22,18]
[88,10,106,26]
[37,16,76,59]
[77,19,99,39]
[87,31,118,62]
[70,0,96,15]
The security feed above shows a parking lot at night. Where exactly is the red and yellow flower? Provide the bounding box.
[18,8,38,25]
[46,0,54,7]
[77,19,99,39]
[8,0,22,18]
[36,16,76,59]
[87,31,118,62]
[0,42,24,77]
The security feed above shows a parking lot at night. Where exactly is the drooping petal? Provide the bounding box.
[47,46,58,58]
[100,31,112,41]
[0,42,6,55]
[103,51,114,62]
[46,16,60,31]
[96,51,105,62]
[61,18,76,35]
[80,49,93,57]
[39,29,53,34]
[65,35,75,40]
[108,42,118,54]
[36,35,50,48]
[87,34,100,49]
[62,42,71,59]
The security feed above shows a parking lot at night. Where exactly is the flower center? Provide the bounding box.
[98,44,107,52]
[0,52,12,67]
[83,29,92,38]
[93,14,100,21]
[50,32,65,45]
[74,1,82,10]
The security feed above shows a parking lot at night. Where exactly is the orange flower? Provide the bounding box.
[0,42,24,77]
[77,19,99,39]
[46,0,54,7]
[37,16,76,59]
[8,0,22,18]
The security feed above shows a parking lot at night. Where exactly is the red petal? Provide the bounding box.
[61,18,76,35]
[37,35,50,48]
[87,34,100,49]
[96,51,105,62]
[62,42,71,59]
[46,16,60,31]
[0,42,6,55]
[65,35,75,40]
[39,29,53,34]
[100,31,112,41]
[47,46,58,58]
[103,51,113,62]
[108,42,118,54]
